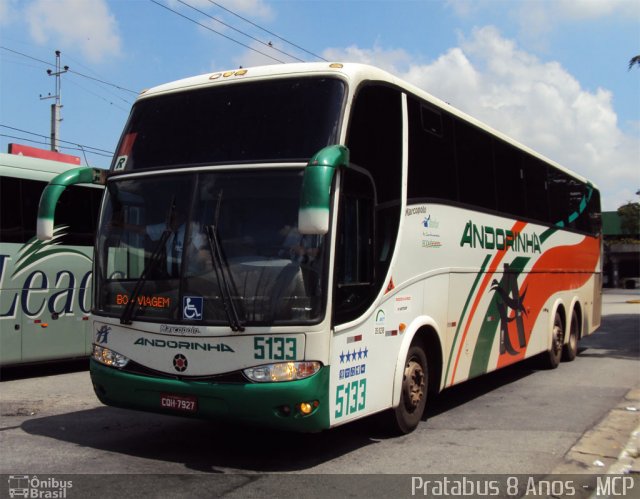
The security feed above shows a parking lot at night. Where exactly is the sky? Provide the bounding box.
[0,0,638,210]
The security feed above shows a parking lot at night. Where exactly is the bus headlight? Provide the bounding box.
[243,361,321,382]
[92,345,130,368]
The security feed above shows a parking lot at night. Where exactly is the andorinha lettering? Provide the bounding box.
[0,255,92,319]
[460,220,541,254]
[116,293,171,309]
[134,337,234,352]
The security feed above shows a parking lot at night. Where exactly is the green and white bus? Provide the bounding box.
[1,153,103,366]
[37,63,601,432]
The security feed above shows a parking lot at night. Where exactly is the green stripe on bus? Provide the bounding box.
[468,256,529,378]
[443,253,491,384]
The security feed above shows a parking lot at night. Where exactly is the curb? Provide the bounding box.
[552,388,640,474]
[608,423,640,475]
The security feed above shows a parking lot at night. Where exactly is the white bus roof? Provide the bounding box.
[0,153,104,184]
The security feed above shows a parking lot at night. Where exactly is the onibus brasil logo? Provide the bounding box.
[7,475,73,498]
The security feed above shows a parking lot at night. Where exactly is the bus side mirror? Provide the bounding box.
[37,167,106,240]
[298,145,349,235]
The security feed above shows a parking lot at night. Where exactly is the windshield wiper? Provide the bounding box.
[205,191,244,332]
[120,197,176,325]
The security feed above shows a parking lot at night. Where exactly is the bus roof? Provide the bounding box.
[137,62,597,191]
[0,153,105,184]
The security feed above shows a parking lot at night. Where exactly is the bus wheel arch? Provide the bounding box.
[390,320,442,433]
[562,301,582,362]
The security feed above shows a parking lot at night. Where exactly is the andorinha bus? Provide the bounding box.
[37,63,601,433]
[0,152,103,366]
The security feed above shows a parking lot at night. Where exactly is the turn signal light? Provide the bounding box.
[298,400,319,415]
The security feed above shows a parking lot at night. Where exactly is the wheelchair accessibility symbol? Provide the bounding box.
[183,296,203,320]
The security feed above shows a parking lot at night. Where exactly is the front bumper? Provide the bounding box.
[90,360,330,432]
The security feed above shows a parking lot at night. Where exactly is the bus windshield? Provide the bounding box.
[113,77,346,170]
[95,170,326,326]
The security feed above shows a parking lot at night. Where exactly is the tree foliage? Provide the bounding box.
[617,202,640,235]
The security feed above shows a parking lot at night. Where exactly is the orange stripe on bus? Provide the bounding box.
[496,235,600,368]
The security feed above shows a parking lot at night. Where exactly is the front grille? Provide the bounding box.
[119,360,248,383]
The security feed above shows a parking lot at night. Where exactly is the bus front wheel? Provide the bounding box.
[392,343,428,434]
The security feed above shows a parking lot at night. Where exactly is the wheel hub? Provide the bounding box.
[552,324,563,353]
[404,360,425,409]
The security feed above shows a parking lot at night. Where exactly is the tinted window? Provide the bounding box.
[0,176,101,245]
[455,120,496,210]
[548,167,572,227]
[523,156,549,222]
[96,170,327,326]
[585,187,602,235]
[494,140,526,218]
[0,177,22,242]
[57,185,103,245]
[407,97,457,201]
[114,77,346,170]
[405,94,598,235]
[346,84,403,308]
[334,169,376,324]
[347,84,402,205]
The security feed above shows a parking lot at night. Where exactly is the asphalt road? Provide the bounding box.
[1,290,638,497]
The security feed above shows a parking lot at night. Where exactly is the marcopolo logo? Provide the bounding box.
[7,475,72,498]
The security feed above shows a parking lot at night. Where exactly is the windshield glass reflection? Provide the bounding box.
[96,170,326,326]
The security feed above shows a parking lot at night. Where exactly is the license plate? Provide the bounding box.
[160,393,198,413]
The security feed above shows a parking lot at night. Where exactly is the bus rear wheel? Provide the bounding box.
[392,344,428,434]
[562,310,579,362]
[542,311,564,369]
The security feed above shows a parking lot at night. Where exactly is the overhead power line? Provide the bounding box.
[64,77,131,112]
[206,0,327,62]
[67,69,137,95]
[150,0,286,64]
[177,0,304,62]
[0,46,138,95]
[1,133,114,159]
[1,124,114,156]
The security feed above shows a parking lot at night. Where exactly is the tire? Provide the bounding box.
[391,343,428,434]
[542,311,564,369]
[562,310,579,362]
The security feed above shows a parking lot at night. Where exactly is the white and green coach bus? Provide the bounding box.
[37,63,601,432]
[1,153,103,366]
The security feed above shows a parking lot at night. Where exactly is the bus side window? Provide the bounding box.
[0,177,24,243]
[334,169,376,324]
[407,98,457,203]
[56,185,101,246]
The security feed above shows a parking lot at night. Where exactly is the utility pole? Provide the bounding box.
[39,50,68,152]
